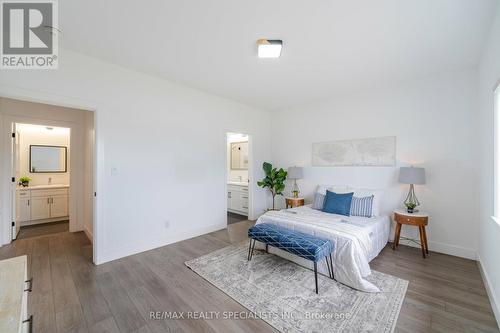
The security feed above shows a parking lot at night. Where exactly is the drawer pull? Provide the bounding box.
[25,278,33,292]
[407,218,410,222]
[23,315,33,333]
[242,196,248,199]
[242,206,248,209]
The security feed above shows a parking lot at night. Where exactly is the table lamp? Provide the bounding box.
[398,166,426,213]
[287,166,303,198]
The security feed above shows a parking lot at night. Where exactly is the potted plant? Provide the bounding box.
[257,162,287,210]
[19,176,32,187]
[405,202,417,214]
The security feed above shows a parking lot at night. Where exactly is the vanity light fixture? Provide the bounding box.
[257,39,283,58]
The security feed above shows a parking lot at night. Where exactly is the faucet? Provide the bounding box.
[48,177,52,185]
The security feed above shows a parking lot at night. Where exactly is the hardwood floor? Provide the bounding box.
[17,220,69,239]
[0,220,498,333]
[227,212,248,225]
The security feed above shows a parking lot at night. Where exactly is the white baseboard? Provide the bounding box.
[83,226,93,243]
[96,222,227,265]
[477,255,500,327]
[397,238,477,260]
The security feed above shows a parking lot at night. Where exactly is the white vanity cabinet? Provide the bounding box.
[227,184,249,216]
[16,189,31,222]
[29,196,51,220]
[16,186,69,226]
[50,194,69,218]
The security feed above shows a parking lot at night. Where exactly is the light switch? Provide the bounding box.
[111,167,119,176]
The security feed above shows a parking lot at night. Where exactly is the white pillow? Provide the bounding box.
[349,187,383,217]
[316,185,350,195]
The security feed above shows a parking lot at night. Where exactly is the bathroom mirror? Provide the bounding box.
[29,145,67,173]
[231,141,248,170]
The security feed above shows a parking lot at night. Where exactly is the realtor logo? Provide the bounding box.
[1,0,58,69]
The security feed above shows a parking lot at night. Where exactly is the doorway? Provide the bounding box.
[11,123,71,240]
[226,132,251,225]
[1,97,95,260]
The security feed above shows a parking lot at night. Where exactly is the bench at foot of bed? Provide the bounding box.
[247,223,335,294]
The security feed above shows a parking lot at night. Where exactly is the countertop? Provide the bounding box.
[17,184,69,190]
[228,181,249,187]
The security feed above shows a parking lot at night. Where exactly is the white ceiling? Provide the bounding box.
[60,0,498,111]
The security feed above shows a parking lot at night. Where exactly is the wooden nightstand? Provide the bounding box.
[393,209,429,258]
[285,197,305,209]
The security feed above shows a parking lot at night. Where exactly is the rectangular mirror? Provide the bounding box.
[231,141,248,170]
[30,145,67,173]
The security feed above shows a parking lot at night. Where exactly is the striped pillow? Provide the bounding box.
[350,195,374,217]
[312,193,325,210]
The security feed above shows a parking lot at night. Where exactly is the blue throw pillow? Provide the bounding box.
[322,191,354,216]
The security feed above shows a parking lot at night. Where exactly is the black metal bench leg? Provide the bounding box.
[329,253,335,280]
[314,262,318,294]
[248,239,256,261]
[247,239,254,261]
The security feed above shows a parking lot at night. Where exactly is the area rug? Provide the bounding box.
[185,243,408,333]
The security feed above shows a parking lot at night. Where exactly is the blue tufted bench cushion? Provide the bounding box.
[248,223,333,262]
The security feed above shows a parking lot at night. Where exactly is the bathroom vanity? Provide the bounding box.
[16,185,69,226]
[227,182,248,216]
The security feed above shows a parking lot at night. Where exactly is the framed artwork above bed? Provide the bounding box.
[312,136,396,167]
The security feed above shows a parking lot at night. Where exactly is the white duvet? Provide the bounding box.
[255,206,383,292]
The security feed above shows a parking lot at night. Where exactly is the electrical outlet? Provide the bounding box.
[164,220,170,229]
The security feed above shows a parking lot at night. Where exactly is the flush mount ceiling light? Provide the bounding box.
[257,39,282,58]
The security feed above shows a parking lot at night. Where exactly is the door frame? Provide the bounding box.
[0,91,99,264]
[2,117,76,233]
[225,132,253,224]
[11,123,20,239]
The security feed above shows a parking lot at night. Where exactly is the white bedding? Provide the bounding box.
[254,205,390,292]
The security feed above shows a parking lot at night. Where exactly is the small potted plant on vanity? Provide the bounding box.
[405,202,417,214]
[19,176,32,187]
[257,162,287,211]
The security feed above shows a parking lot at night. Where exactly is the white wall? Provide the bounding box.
[17,124,70,186]
[270,69,479,259]
[478,4,500,323]
[0,48,271,264]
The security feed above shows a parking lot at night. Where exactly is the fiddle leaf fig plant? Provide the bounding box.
[257,162,287,210]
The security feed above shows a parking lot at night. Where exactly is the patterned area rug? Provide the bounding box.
[185,243,408,333]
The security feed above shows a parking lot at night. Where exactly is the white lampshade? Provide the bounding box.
[287,166,303,179]
[399,167,426,185]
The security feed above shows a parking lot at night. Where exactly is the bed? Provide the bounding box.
[254,204,391,292]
